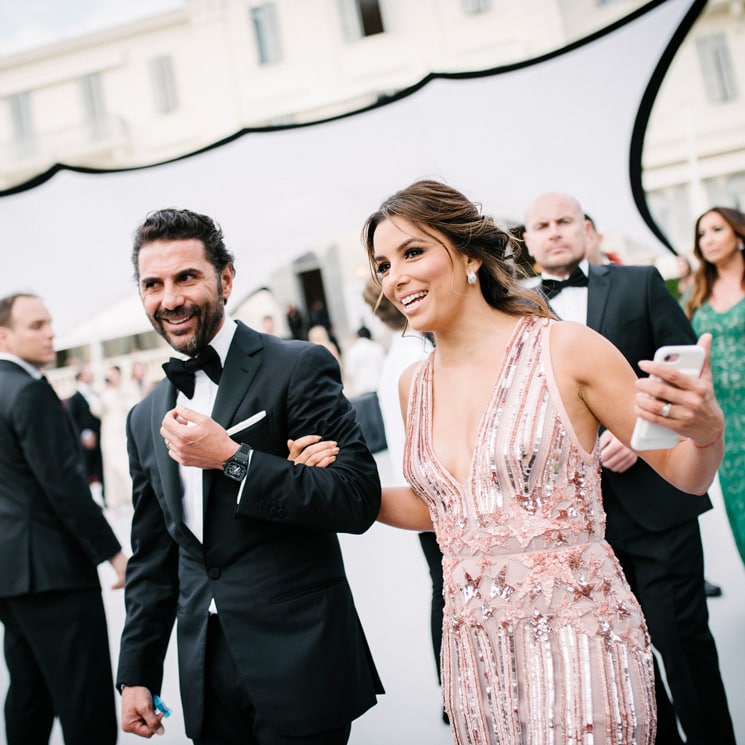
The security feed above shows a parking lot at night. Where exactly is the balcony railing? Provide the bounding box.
[0,114,129,171]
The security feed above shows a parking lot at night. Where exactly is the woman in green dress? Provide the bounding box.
[685,206,745,566]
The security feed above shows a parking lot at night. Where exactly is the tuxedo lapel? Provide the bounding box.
[586,264,612,331]
[150,381,185,523]
[211,323,263,429]
[203,323,263,498]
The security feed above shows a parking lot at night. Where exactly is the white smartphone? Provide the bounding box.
[630,344,706,451]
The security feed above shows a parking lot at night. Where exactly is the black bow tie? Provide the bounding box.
[540,267,588,300]
[162,345,222,399]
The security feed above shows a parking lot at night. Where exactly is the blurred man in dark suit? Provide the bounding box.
[0,292,127,745]
[66,363,106,506]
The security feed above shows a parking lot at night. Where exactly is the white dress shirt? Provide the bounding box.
[0,353,43,378]
[174,316,237,544]
[541,259,590,325]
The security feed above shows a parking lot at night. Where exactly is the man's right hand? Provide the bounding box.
[121,685,166,738]
[80,429,97,449]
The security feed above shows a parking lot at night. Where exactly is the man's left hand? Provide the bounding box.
[599,429,638,473]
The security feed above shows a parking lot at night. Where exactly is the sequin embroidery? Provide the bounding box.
[404,316,656,744]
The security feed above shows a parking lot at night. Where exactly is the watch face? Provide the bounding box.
[225,461,247,481]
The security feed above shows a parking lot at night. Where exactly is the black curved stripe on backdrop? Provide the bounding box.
[629,0,706,253]
[0,0,700,246]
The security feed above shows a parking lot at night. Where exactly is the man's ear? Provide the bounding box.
[522,231,535,258]
[582,218,593,243]
[221,263,235,302]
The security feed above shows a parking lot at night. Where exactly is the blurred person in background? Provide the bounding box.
[130,358,155,399]
[0,292,127,745]
[584,213,623,266]
[286,304,307,340]
[362,279,445,721]
[100,364,140,511]
[684,206,745,568]
[308,324,342,367]
[344,325,385,397]
[66,362,106,507]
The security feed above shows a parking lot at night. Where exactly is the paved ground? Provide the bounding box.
[2,452,743,744]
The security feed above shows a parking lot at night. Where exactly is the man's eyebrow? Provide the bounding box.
[140,266,205,283]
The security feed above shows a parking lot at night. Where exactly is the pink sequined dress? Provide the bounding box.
[404,316,656,744]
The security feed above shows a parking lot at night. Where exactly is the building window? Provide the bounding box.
[250,3,283,64]
[150,56,179,113]
[696,33,738,102]
[705,171,745,212]
[462,0,491,13]
[9,91,35,156]
[339,0,385,41]
[80,72,108,140]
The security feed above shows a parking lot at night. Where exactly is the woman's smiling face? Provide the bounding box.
[372,216,469,334]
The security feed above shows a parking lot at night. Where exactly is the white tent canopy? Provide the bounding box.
[0,0,701,342]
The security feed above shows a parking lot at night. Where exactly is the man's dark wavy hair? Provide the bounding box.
[131,208,235,281]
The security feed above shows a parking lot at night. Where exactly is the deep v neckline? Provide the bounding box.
[424,316,528,489]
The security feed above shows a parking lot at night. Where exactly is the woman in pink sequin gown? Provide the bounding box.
[360,180,724,745]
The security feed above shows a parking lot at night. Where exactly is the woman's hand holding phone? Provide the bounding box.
[630,344,706,450]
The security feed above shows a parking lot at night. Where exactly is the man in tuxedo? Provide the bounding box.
[0,293,127,745]
[66,363,106,506]
[522,193,735,745]
[116,208,383,745]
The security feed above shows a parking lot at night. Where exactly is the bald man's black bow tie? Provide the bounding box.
[540,267,588,300]
[162,346,222,399]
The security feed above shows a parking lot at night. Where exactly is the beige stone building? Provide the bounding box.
[1,0,661,189]
[642,0,745,251]
[0,0,743,378]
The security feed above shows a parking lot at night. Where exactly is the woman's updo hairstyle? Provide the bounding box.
[362,179,550,318]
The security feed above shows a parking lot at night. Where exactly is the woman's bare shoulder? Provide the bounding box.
[548,320,629,382]
[398,358,425,394]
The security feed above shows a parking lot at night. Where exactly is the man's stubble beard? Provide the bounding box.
[151,284,225,357]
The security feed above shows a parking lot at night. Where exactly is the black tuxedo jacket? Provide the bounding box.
[66,389,105,484]
[116,323,383,738]
[585,263,712,531]
[0,360,121,597]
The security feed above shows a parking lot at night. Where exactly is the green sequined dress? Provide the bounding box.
[692,298,745,566]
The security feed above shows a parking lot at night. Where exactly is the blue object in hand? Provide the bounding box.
[153,694,172,718]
